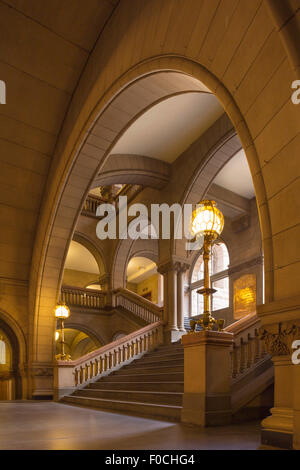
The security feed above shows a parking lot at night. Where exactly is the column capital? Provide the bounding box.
[260,320,300,357]
[157,257,190,275]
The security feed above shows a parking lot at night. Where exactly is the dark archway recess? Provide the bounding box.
[0,318,22,399]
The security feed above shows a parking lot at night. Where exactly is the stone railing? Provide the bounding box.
[225,312,268,381]
[61,285,106,310]
[114,288,163,324]
[54,321,163,399]
[225,312,273,414]
[82,186,143,217]
[82,194,103,216]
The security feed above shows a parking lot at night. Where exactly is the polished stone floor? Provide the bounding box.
[0,401,261,450]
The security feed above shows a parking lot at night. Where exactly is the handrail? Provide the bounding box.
[225,311,269,382]
[115,288,163,324]
[55,321,163,393]
[61,285,106,309]
[225,311,259,336]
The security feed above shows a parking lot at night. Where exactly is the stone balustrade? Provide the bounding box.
[114,288,163,324]
[54,321,163,399]
[61,285,106,310]
[225,312,268,381]
[82,194,103,216]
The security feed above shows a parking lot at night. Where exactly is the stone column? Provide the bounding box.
[176,262,190,332]
[100,273,112,308]
[258,299,300,450]
[158,261,178,342]
[181,330,234,426]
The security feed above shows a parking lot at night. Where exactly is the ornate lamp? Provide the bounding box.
[54,302,70,360]
[190,200,225,331]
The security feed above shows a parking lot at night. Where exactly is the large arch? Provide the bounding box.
[29,61,273,370]
[28,1,298,392]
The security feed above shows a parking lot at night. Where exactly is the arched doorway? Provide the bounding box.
[0,319,21,400]
[126,256,163,305]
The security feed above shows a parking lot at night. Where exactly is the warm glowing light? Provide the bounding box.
[191,200,224,239]
[55,331,59,341]
[54,302,70,319]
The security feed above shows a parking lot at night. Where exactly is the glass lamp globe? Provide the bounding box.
[191,200,224,240]
[54,302,70,319]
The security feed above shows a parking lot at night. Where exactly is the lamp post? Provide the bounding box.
[54,302,70,360]
[190,200,224,331]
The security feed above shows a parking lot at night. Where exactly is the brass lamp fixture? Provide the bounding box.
[54,302,70,360]
[190,200,225,332]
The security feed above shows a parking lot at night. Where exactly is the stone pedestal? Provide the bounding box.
[293,361,300,449]
[261,356,294,449]
[181,330,234,426]
[53,361,75,401]
[258,297,300,449]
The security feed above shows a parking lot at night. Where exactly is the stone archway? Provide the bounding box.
[29,0,297,391]
[0,312,26,400]
[72,232,107,277]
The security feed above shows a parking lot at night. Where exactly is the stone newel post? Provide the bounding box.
[181,330,234,426]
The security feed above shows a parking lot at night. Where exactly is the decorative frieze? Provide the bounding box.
[260,321,300,356]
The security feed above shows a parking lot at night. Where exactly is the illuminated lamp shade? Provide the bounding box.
[54,302,70,319]
[191,200,224,240]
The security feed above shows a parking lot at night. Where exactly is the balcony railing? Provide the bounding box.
[82,185,143,217]
[61,285,106,310]
[82,194,103,216]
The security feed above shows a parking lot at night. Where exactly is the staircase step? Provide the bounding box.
[89,381,184,392]
[116,364,184,375]
[138,353,184,364]
[62,395,182,421]
[122,358,184,369]
[98,372,183,382]
[152,344,183,352]
[140,348,183,361]
[73,388,183,405]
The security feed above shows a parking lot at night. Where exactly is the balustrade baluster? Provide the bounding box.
[247,336,254,369]
[74,369,79,386]
[240,340,247,374]
[85,364,89,382]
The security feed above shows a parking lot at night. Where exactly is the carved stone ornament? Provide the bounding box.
[32,368,53,377]
[260,322,300,356]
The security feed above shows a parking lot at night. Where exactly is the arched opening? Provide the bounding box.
[126,256,162,305]
[0,319,22,400]
[30,59,273,400]
[55,327,101,361]
[63,240,101,289]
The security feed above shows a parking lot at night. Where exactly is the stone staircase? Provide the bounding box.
[62,342,184,421]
